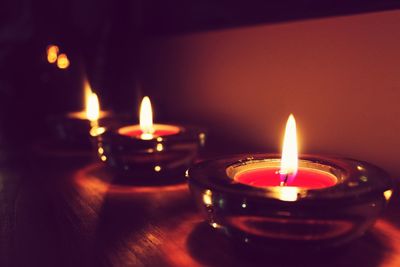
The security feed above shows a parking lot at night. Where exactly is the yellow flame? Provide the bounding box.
[280,114,298,185]
[384,189,393,202]
[139,96,155,140]
[47,45,59,63]
[57,53,70,69]
[86,92,100,122]
[202,189,212,206]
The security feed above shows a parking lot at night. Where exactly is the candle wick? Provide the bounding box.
[280,174,289,187]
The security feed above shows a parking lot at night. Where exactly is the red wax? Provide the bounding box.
[118,124,180,139]
[235,167,337,189]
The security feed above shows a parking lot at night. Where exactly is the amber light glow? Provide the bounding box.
[139,96,155,140]
[86,92,100,122]
[84,84,106,136]
[46,45,59,63]
[83,81,98,121]
[57,53,70,69]
[280,114,298,185]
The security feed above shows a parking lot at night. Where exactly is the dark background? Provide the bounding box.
[1,0,400,151]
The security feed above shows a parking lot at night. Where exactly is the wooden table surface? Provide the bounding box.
[1,148,400,267]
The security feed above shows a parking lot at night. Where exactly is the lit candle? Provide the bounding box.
[47,80,110,148]
[86,92,100,123]
[188,114,394,247]
[96,96,205,182]
[235,114,337,189]
[117,96,180,140]
[67,80,109,121]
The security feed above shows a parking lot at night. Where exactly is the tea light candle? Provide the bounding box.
[235,167,337,189]
[47,81,111,149]
[96,96,205,184]
[66,80,111,122]
[117,97,180,140]
[188,114,394,248]
[234,115,337,189]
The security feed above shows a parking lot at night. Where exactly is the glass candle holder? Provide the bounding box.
[96,124,206,185]
[46,112,132,149]
[188,153,394,248]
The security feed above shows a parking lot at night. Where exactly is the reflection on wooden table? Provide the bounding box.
[5,155,400,267]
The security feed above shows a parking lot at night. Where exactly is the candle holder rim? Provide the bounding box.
[102,123,206,142]
[47,111,117,124]
[117,123,182,137]
[66,110,113,118]
[188,153,393,201]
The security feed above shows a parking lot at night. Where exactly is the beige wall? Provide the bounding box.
[142,10,400,177]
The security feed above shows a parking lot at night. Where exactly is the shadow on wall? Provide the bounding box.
[140,9,400,178]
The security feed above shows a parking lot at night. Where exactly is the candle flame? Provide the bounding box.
[280,114,298,185]
[56,53,70,69]
[86,92,100,122]
[139,96,155,140]
[46,45,59,63]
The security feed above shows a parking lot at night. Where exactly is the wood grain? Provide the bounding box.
[4,153,400,267]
